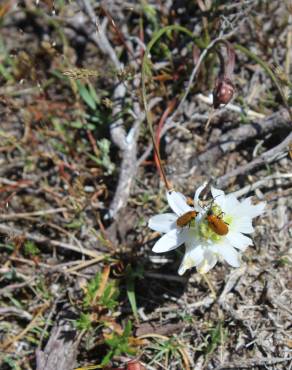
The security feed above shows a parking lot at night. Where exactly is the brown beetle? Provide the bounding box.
[206,209,229,235]
[176,210,198,228]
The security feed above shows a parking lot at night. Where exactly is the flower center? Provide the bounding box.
[200,222,222,241]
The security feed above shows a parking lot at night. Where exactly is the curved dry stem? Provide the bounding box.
[141,25,194,191]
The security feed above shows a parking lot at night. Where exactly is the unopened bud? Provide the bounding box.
[213,77,234,108]
[212,41,236,109]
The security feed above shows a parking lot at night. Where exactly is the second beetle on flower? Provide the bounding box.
[148,184,266,275]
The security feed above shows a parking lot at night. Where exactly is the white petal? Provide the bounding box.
[211,187,226,209]
[152,228,188,253]
[240,197,252,207]
[223,194,241,214]
[197,249,218,273]
[214,244,240,267]
[148,213,177,233]
[167,191,192,216]
[226,231,253,251]
[238,198,265,217]
[244,201,266,218]
[188,244,204,262]
[231,216,254,234]
[178,244,204,275]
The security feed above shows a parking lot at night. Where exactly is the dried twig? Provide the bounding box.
[196,93,265,119]
[108,102,144,218]
[195,110,290,167]
[218,266,247,304]
[216,131,292,188]
[65,255,106,273]
[0,278,36,296]
[0,207,67,220]
[230,173,292,198]
[1,302,49,350]
[0,224,101,258]
[214,356,292,369]
[8,257,92,277]
[0,307,32,321]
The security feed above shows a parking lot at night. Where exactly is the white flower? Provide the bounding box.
[148,185,266,275]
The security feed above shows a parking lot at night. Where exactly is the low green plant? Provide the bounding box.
[74,272,138,366]
[83,272,119,310]
[101,321,136,366]
[0,37,14,82]
[141,1,158,30]
[34,277,52,301]
[23,241,40,257]
[146,337,184,367]
[87,138,115,175]
[74,272,119,331]
[77,81,99,111]
[75,81,111,128]
[125,264,144,322]
[75,312,92,331]
[2,356,22,370]
[205,321,228,356]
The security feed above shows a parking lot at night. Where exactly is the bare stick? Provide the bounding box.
[197,93,265,119]
[138,94,268,165]
[190,109,290,168]
[216,131,292,188]
[214,356,292,370]
[0,307,32,321]
[218,266,247,304]
[108,103,143,218]
[0,277,36,296]
[0,224,101,258]
[0,207,67,220]
[230,173,292,198]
